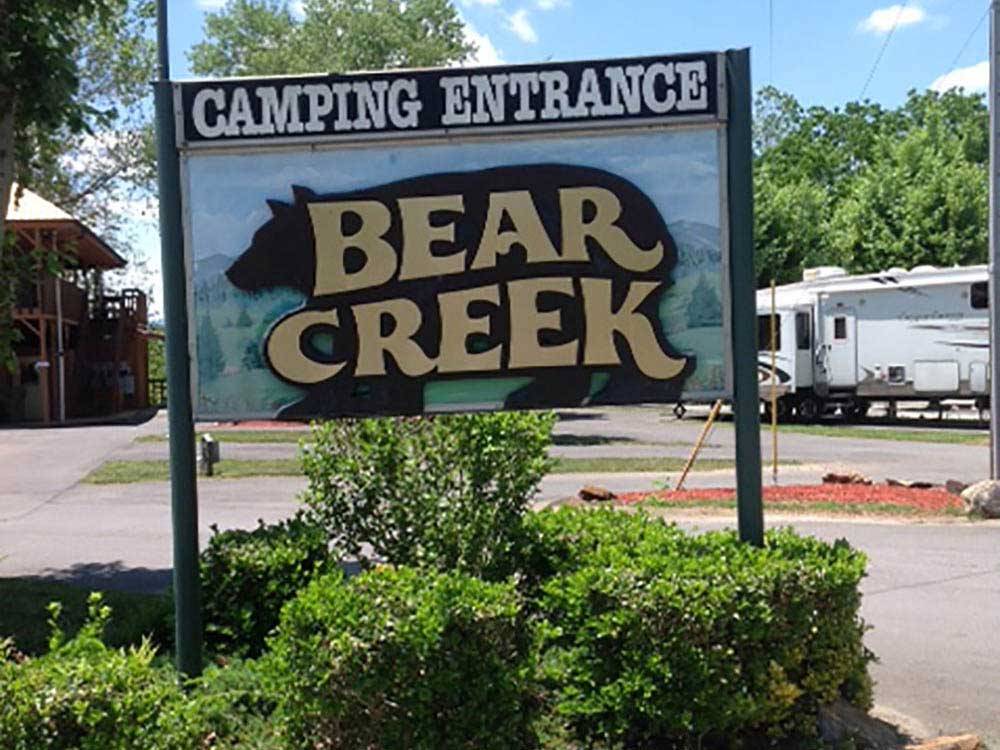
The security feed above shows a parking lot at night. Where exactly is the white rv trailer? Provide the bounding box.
[754,264,990,420]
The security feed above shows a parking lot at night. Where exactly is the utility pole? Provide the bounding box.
[990,0,1000,478]
[154,0,203,677]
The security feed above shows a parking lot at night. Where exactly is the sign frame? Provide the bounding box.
[173,52,740,421]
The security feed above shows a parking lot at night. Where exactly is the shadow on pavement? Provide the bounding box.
[555,410,607,422]
[552,433,636,446]
[25,562,173,595]
[25,559,365,596]
[0,408,161,431]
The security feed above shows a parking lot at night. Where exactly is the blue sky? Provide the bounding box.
[168,0,992,105]
[135,0,991,316]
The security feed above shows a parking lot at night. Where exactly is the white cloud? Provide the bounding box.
[536,0,569,9]
[463,22,504,66]
[931,60,989,92]
[459,0,502,6]
[505,8,538,43]
[858,4,927,34]
[290,0,305,17]
[197,0,227,10]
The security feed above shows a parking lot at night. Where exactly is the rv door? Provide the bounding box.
[823,309,858,388]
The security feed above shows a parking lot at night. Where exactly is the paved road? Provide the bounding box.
[1,409,998,741]
[0,418,160,523]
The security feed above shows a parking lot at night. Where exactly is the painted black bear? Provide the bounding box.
[225,163,694,418]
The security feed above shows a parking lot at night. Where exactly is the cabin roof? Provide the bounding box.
[5,185,128,270]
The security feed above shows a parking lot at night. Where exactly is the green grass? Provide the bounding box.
[771,423,988,446]
[136,430,309,445]
[86,455,797,483]
[552,456,739,474]
[84,459,302,483]
[641,498,967,518]
[0,579,170,655]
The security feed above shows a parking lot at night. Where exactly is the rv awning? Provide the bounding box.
[5,185,128,270]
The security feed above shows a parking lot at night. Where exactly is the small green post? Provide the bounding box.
[726,48,765,546]
[154,0,203,676]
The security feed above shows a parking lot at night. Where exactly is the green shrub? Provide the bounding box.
[525,509,872,748]
[0,595,211,750]
[0,578,171,656]
[264,566,537,750]
[300,411,555,580]
[199,512,333,657]
[190,658,281,749]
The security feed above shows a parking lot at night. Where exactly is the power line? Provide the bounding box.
[947,2,990,72]
[769,0,774,85]
[859,0,910,99]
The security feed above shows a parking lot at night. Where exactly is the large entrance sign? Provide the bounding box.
[158,41,760,675]
[176,53,740,420]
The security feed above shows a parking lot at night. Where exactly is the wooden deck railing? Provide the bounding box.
[12,277,87,322]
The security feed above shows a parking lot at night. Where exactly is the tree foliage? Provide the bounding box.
[197,315,226,381]
[15,0,157,263]
[1,1,155,370]
[1,0,135,229]
[754,86,988,286]
[188,0,473,78]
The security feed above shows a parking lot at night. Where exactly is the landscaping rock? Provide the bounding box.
[945,479,969,497]
[578,485,616,503]
[886,478,935,489]
[905,734,982,750]
[960,480,1000,518]
[823,472,873,485]
[818,699,913,749]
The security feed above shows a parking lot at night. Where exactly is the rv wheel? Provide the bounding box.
[841,400,869,421]
[763,398,789,422]
[796,396,823,422]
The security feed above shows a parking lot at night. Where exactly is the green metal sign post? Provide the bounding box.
[725,49,765,546]
[154,0,203,677]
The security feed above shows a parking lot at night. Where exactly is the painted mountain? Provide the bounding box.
[668,221,721,278]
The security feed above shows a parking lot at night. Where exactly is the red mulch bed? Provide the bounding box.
[208,420,310,431]
[618,484,962,513]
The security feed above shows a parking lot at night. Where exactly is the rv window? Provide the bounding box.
[757,314,780,352]
[834,316,847,340]
[971,282,988,309]
[795,312,811,350]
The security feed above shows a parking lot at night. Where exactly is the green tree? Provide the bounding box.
[197,316,226,381]
[754,168,835,284]
[23,0,157,261]
[754,87,988,285]
[829,128,987,272]
[0,0,130,236]
[685,274,722,328]
[1,0,154,370]
[189,0,473,78]
[753,85,802,156]
[148,334,165,381]
[241,339,264,370]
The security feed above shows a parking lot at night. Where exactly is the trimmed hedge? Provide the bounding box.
[199,512,333,657]
[525,509,872,748]
[2,509,872,749]
[263,566,537,750]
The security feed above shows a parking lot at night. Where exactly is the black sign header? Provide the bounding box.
[177,52,720,147]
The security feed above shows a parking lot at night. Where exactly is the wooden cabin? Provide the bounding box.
[1,186,150,423]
